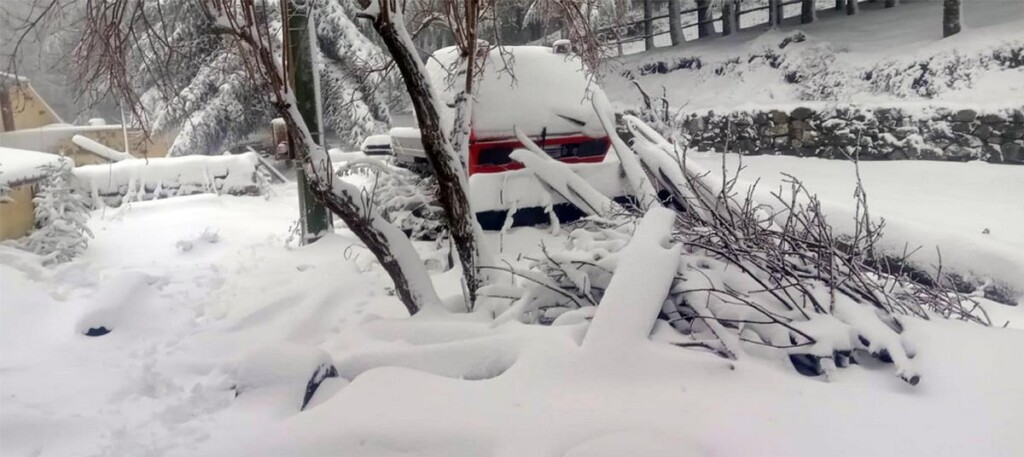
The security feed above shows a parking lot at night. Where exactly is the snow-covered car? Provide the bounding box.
[389,127,426,169]
[390,43,610,175]
[359,134,393,156]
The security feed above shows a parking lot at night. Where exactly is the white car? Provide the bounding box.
[359,134,393,156]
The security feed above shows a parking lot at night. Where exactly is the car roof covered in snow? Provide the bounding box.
[360,134,391,148]
[426,46,606,140]
[0,146,68,187]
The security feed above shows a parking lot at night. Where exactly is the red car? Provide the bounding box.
[391,42,610,175]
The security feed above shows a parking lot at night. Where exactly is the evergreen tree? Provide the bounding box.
[16,163,93,265]
[125,0,395,156]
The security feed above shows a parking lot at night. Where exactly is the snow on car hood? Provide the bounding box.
[426,46,607,140]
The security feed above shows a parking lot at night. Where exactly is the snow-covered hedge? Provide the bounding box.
[74,152,265,206]
[618,31,1024,104]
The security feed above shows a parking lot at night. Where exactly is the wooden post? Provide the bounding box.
[286,0,333,244]
[836,0,846,12]
[885,0,899,8]
[768,0,781,27]
[847,0,859,15]
[801,0,817,23]
[0,85,14,132]
[722,0,736,36]
[697,0,713,38]
[943,0,961,37]
[644,0,655,50]
[668,0,683,46]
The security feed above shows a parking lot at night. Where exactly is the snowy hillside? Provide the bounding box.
[603,0,1024,112]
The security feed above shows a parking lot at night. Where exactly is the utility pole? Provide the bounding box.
[286,0,333,244]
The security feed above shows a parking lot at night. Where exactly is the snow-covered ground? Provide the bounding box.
[3,169,1024,456]
[603,0,1024,113]
[4,1,1024,455]
[686,151,1024,295]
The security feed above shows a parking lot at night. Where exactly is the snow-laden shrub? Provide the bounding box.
[14,163,93,265]
[373,171,445,241]
[337,164,445,241]
[863,41,1024,99]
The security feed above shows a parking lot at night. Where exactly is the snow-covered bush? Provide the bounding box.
[14,163,93,265]
[343,165,445,241]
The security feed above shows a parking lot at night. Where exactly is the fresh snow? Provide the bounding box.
[3,2,1024,456]
[687,151,1024,297]
[602,0,1024,113]
[73,152,262,202]
[0,146,69,187]
[2,168,1023,456]
[426,46,607,139]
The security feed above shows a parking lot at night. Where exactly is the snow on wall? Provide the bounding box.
[73,152,262,204]
[0,146,69,187]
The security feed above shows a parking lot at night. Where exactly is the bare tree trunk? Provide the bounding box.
[943,0,961,37]
[668,0,683,46]
[365,2,487,305]
[721,0,737,36]
[244,4,443,316]
[697,0,713,38]
[644,0,655,50]
[801,0,817,23]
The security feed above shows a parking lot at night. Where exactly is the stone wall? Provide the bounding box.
[678,106,1024,164]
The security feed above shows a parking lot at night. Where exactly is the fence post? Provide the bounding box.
[847,0,859,15]
[722,0,736,36]
[768,0,780,27]
[644,0,655,50]
[885,0,899,7]
[668,0,683,45]
[801,0,817,23]
[697,0,713,38]
[835,0,846,12]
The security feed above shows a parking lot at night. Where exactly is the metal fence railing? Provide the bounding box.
[597,0,881,56]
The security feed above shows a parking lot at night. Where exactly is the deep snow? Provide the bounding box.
[685,151,1024,297]
[2,171,1023,456]
[4,2,1024,455]
[602,0,1024,113]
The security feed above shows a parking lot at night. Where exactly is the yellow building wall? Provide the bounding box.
[55,129,172,166]
[0,184,37,241]
[3,84,62,131]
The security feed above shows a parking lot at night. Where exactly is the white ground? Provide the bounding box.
[603,0,1024,113]
[686,151,1024,295]
[4,2,1024,455]
[3,169,1024,456]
